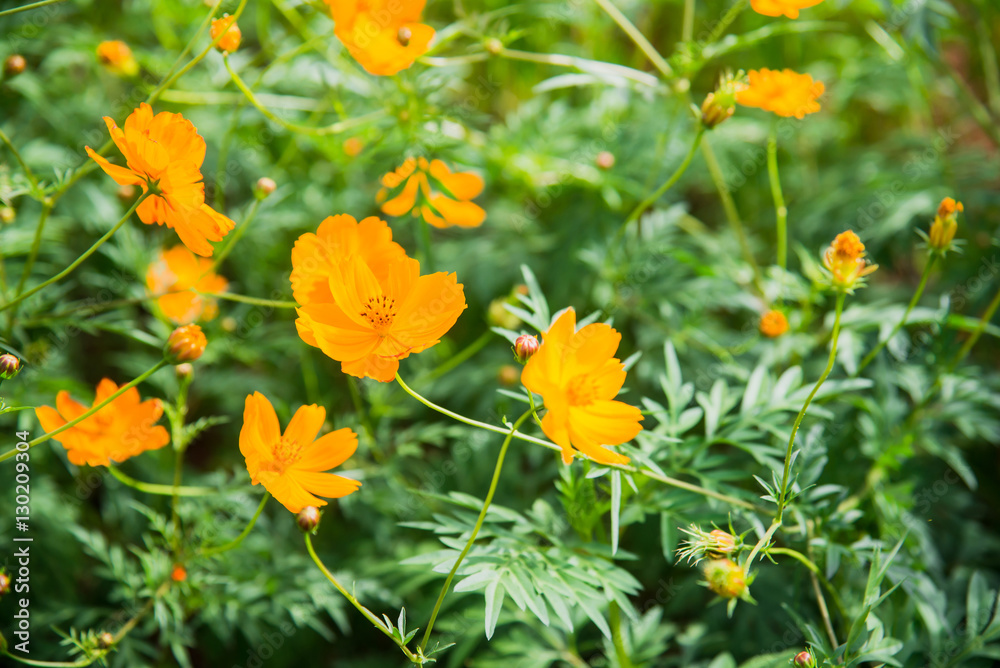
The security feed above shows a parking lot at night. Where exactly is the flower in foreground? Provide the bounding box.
[210,14,241,53]
[240,392,361,513]
[324,0,435,76]
[521,308,643,465]
[750,0,823,19]
[760,310,789,338]
[677,525,738,564]
[822,230,878,291]
[35,379,169,467]
[928,196,963,252]
[146,245,228,324]
[166,324,207,363]
[85,103,235,257]
[703,558,746,598]
[96,40,138,76]
[378,157,486,228]
[736,68,825,119]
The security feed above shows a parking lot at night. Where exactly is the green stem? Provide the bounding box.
[767,547,819,573]
[106,464,219,496]
[0,359,167,463]
[744,520,780,573]
[776,292,846,522]
[703,0,749,45]
[609,601,634,668]
[395,373,765,512]
[590,0,673,78]
[0,0,67,19]
[7,200,53,328]
[767,123,787,272]
[681,0,695,43]
[199,494,269,557]
[857,255,937,373]
[701,136,765,296]
[0,193,148,314]
[420,409,533,651]
[209,292,297,308]
[304,533,420,663]
[418,329,493,382]
[619,125,704,238]
[951,283,1000,370]
[0,127,40,190]
[210,199,262,272]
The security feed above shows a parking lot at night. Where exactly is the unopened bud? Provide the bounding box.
[793,651,816,668]
[0,354,20,380]
[397,26,412,46]
[343,137,364,157]
[928,196,963,252]
[514,334,539,363]
[98,632,115,649]
[0,206,14,224]
[759,310,789,338]
[703,558,745,598]
[701,71,747,129]
[498,364,519,386]
[3,54,26,78]
[0,570,10,596]
[171,564,187,582]
[707,529,736,557]
[165,325,206,363]
[175,363,194,381]
[596,151,615,170]
[211,14,242,53]
[297,506,321,532]
[117,184,137,203]
[485,38,503,54]
[222,316,237,332]
[488,297,520,329]
[255,177,276,198]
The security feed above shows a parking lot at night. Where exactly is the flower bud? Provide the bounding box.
[96,41,138,76]
[343,137,364,157]
[701,71,747,129]
[255,177,276,199]
[397,26,412,47]
[822,229,877,291]
[707,529,736,557]
[166,325,207,364]
[793,651,816,668]
[0,354,20,380]
[514,334,539,363]
[498,364,519,386]
[171,564,187,582]
[703,558,745,598]
[3,54,26,78]
[0,206,14,224]
[117,184,137,204]
[211,14,242,53]
[928,196,963,253]
[759,310,788,338]
[488,297,521,330]
[596,151,615,170]
[175,363,194,381]
[297,506,321,532]
[222,316,237,332]
[485,38,503,55]
[0,570,10,596]
[98,632,115,649]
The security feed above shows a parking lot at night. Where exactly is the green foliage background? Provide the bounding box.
[1,0,999,666]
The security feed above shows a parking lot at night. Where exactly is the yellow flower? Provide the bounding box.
[96,40,138,76]
[324,0,435,76]
[928,197,963,252]
[378,157,486,229]
[750,0,824,19]
[759,310,789,338]
[736,68,824,119]
[239,392,361,513]
[521,308,643,465]
[146,245,228,324]
[822,230,878,290]
[211,14,242,53]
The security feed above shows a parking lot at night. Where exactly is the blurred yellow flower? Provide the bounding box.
[521,308,643,465]
[35,379,169,467]
[96,40,138,76]
[822,230,878,290]
[210,14,242,53]
[928,196,963,252]
[736,68,824,119]
[750,0,824,19]
[324,0,434,76]
[760,310,789,338]
[146,245,228,324]
[378,157,486,228]
[239,392,361,513]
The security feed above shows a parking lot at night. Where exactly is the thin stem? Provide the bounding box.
[106,464,220,496]
[0,193,149,314]
[703,0,749,45]
[609,601,634,668]
[0,127,40,190]
[767,123,787,272]
[209,292,297,308]
[169,375,191,549]
[590,0,673,78]
[744,520,780,573]
[0,359,167,463]
[420,409,533,651]
[210,199,262,272]
[950,283,1000,370]
[494,47,658,88]
[0,0,66,19]
[619,126,704,238]
[700,136,765,296]
[199,494,269,557]
[776,292,846,522]
[395,373,765,512]
[418,330,493,382]
[857,255,937,373]
[304,533,420,663]
[7,200,53,327]
[681,0,695,43]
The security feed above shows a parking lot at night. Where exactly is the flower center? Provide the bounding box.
[360,294,397,335]
[269,435,304,472]
[566,375,599,406]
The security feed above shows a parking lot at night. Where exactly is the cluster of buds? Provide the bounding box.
[211,14,242,53]
[0,353,21,381]
[821,230,878,292]
[677,525,739,565]
[701,71,748,130]
[702,558,746,598]
[166,325,207,364]
[925,196,963,254]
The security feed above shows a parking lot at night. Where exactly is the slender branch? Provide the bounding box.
[209,292,297,308]
[951,282,1000,370]
[0,127,40,190]
[210,199,262,272]
[7,200,53,327]
[199,494,270,557]
[681,0,695,43]
[590,0,673,78]
[703,0,749,45]
[609,601,634,668]
[417,330,493,383]
[0,0,67,19]
[494,47,658,88]
[106,464,220,496]
[857,255,937,373]
[420,409,533,651]
[767,123,788,272]
[0,359,168,463]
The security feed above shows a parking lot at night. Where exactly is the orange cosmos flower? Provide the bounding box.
[928,197,963,252]
[750,0,823,19]
[521,308,643,466]
[239,392,361,513]
[736,68,825,119]
[324,0,434,75]
[96,40,138,76]
[166,324,207,363]
[211,14,242,53]
[378,157,486,228]
[822,230,878,290]
[35,379,170,467]
[760,310,789,338]
[85,103,235,257]
[146,245,228,324]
